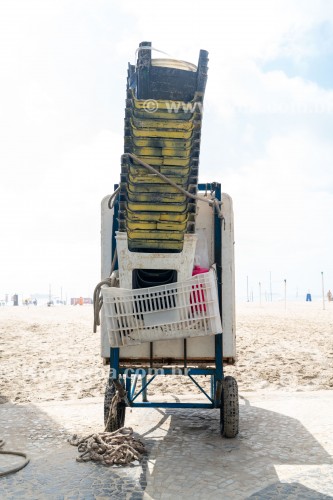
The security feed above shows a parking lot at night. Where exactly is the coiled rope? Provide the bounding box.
[68,427,146,465]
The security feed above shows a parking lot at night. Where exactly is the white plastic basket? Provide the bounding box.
[102,269,222,347]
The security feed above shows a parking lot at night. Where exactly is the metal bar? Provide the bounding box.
[119,367,217,376]
[214,183,223,385]
[141,375,148,402]
[214,183,222,315]
[215,334,223,381]
[149,342,153,369]
[131,375,156,402]
[210,375,215,400]
[112,183,119,272]
[213,183,223,409]
[183,339,187,369]
[119,357,217,364]
[109,186,120,381]
[125,373,131,396]
[110,348,120,380]
[198,183,212,191]
[130,374,139,400]
[129,402,216,409]
[187,374,214,403]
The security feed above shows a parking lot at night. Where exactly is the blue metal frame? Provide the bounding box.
[108,183,224,410]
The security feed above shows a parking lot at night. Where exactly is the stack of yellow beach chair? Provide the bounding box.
[118,42,208,252]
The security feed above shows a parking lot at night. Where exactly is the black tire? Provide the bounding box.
[104,381,126,432]
[220,376,239,438]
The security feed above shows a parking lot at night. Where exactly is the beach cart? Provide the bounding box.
[96,43,239,437]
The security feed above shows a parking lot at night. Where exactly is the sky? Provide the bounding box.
[0,0,332,302]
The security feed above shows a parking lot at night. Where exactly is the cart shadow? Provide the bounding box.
[140,400,333,499]
[0,401,147,499]
[1,398,332,499]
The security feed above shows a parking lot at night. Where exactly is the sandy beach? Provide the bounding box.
[1,301,333,405]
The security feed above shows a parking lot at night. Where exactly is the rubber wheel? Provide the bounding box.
[104,381,126,432]
[220,376,239,438]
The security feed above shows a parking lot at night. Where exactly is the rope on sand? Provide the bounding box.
[68,427,146,465]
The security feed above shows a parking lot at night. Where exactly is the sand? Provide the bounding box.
[1,301,333,404]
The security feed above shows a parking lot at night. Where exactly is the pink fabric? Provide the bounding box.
[190,266,209,312]
[192,265,209,276]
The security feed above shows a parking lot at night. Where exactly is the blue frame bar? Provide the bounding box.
[108,183,225,410]
[212,183,223,407]
[120,368,217,376]
[187,374,214,403]
[210,375,215,400]
[110,183,120,384]
[130,374,138,400]
[141,375,148,402]
[131,375,156,402]
[128,402,215,409]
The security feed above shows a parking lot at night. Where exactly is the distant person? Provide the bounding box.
[327,290,332,302]
[306,292,312,302]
